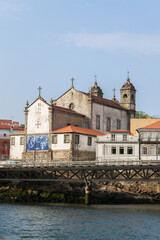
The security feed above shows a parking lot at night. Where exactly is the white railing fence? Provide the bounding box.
[0,159,160,168]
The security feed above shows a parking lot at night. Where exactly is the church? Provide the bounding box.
[10,75,136,161]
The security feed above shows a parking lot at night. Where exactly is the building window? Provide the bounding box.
[141,132,148,141]
[3,133,6,137]
[117,120,121,130]
[112,147,116,154]
[67,123,71,126]
[123,94,127,98]
[158,147,160,155]
[96,115,100,130]
[119,147,124,154]
[52,135,57,144]
[158,133,160,141]
[20,137,24,145]
[142,147,147,155]
[88,137,92,146]
[111,134,115,141]
[69,103,74,110]
[11,137,15,145]
[123,134,127,141]
[106,118,111,132]
[150,132,156,141]
[150,146,156,155]
[105,146,109,155]
[75,135,80,144]
[64,135,70,143]
[127,147,133,154]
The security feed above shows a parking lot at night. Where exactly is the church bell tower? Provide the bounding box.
[89,77,103,98]
[120,75,136,117]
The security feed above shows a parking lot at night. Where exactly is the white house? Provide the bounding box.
[137,121,160,160]
[96,129,139,162]
[51,125,105,161]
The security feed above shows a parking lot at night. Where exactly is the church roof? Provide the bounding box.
[53,125,105,136]
[91,95,125,110]
[55,87,127,111]
[27,96,50,108]
[81,92,126,110]
[52,105,85,117]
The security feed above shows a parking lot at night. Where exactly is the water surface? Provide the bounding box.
[0,203,160,240]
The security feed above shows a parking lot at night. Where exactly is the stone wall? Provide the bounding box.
[53,110,84,130]
[55,88,91,128]
[22,151,52,162]
[92,103,129,132]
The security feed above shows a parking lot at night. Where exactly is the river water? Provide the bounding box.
[0,203,160,240]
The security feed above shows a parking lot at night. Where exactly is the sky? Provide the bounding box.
[1,0,160,124]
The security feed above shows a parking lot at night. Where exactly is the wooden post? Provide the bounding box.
[85,185,91,205]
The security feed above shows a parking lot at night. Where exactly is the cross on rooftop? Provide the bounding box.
[71,77,75,88]
[38,86,42,97]
[112,88,116,98]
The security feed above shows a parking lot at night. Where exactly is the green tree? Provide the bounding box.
[135,111,149,119]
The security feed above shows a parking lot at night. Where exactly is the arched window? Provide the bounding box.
[131,94,134,101]
[69,103,74,110]
[123,94,127,98]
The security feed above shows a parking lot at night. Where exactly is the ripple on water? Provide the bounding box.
[0,204,160,240]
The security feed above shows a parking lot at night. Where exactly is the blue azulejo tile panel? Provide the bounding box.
[26,135,49,151]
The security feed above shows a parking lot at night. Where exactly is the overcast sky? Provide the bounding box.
[1,0,160,123]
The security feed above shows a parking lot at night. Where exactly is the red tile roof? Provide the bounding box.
[53,126,105,136]
[140,121,160,129]
[0,120,24,131]
[52,105,84,117]
[81,92,126,110]
[92,95,125,110]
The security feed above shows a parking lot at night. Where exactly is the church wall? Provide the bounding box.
[92,103,129,133]
[55,89,91,127]
[53,110,84,130]
[27,99,49,134]
[10,135,24,160]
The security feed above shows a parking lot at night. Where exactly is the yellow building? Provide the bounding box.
[130,117,160,135]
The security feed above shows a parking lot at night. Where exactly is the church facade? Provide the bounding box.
[10,76,136,161]
[54,76,136,133]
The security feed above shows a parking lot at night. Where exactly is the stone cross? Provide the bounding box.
[112,88,116,98]
[94,75,97,85]
[71,77,75,88]
[38,86,42,97]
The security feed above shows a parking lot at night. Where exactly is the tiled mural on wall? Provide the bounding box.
[26,135,49,151]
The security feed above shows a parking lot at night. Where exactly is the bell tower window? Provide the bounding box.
[123,94,127,98]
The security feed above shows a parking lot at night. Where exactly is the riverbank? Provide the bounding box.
[0,181,160,204]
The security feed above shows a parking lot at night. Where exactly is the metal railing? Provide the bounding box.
[1,159,160,168]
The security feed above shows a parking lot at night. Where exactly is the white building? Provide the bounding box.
[96,130,139,162]
[137,121,160,160]
[52,125,105,161]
